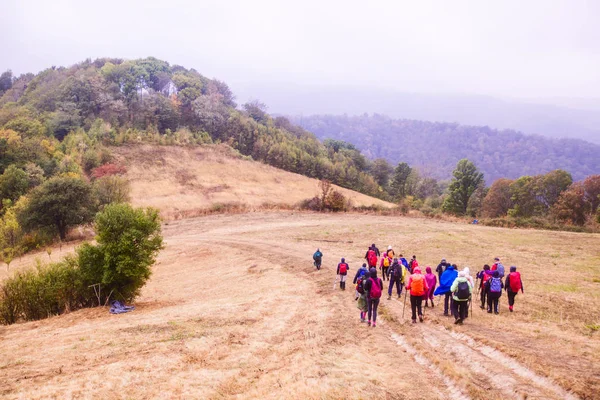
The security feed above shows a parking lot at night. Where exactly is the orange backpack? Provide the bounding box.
[411,274,425,296]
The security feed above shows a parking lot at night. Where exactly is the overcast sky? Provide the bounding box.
[2,0,599,100]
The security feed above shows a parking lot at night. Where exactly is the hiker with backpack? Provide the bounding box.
[505,266,524,312]
[336,258,350,290]
[435,259,448,281]
[380,253,392,281]
[451,271,472,324]
[434,264,458,317]
[356,271,369,322]
[386,245,395,259]
[387,258,406,300]
[424,266,437,308]
[405,267,428,323]
[476,265,493,309]
[409,255,419,272]
[313,248,323,270]
[399,254,410,272]
[363,267,383,327]
[485,270,504,314]
[492,257,505,277]
[353,263,370,300]
[365,245,378,269]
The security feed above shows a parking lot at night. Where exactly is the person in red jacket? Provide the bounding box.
[405,267,429,323]
[505,266,524,312]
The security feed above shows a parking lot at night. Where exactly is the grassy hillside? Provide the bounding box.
[112,144,393,219]
[1,212,597,398]
[293,114,600,183]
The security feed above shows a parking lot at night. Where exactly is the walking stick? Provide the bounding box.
[333,274,339,290]
[402,288,408,319]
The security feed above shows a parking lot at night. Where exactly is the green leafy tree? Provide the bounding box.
[583,175,600,215]
[442,159,484,215]
[537,169,573,210]
[370,158,393,188]
[0,70,13,93]
[508,176,539,217]
[21,176,96,240]
[0,208,23,270]
[0,165,29,204]
[78,203,163,302]
[93,175,130,207]
[390,162,412,198]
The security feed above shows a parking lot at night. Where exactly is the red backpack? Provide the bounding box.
[356,277,365,294]
[367,250,377,267]
[339,263,348,274]
[369,278,382,298]
[509,272,522,292]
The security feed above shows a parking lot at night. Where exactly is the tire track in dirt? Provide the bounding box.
[381,296,580,400]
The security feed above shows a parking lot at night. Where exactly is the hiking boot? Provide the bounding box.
[443,312,449,316]
[458,319,464,325]
[487,310,492,313]
[419,315,424,322]
[509,306,513,312]
[367,321,371,326]
[495,311,499,315]
[454,318,462,325]
[412,319,417,324]
[431,301,435,308]
[424,302,429,308]
[480,305,485,309]
[397,294,401,299]
[372,322,377,328]
[387,295,391,300]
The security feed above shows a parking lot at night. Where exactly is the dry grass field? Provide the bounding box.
[112,145,393,219]
[1,212,599,399]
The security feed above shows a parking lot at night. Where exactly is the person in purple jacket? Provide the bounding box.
[424,266,437,308]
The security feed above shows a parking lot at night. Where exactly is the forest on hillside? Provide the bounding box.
[292,114,600,183]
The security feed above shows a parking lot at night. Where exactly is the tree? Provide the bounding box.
[21,176,96,240]
[442,159,484,215]
[370,158,393,188]
[0,208,23,270]
[93,176,130,207]
[415,177,441,199]
[583,175,600,215]
[552,183,588,225]
[390,162,412,198]
[243,100,268,123]
[0,165,29,204]
[467,184,488,217]
[482,178,514,217]
[78,203,163,302]
[0,70,12,93]
[508,176,539,217]
[537,170,573,210]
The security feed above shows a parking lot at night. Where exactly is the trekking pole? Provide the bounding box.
[402,288,408,319]
[333,274,339,290]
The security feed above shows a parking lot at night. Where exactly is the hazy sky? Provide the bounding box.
[2,0,599,99]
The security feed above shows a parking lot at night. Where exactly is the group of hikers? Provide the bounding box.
[313,245,524,327]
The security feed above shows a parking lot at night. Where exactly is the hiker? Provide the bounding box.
[371,244,381,257]
[405,266,428,323]
[365,245,378,269]
[434,263,458,317]
[313,248,323,270]
[356,271,368,322]
[363,268,383,327]
[380,253,391,281]
[386,245,395,259]
[451,271,472,324]
[399,254,410,272]
[476,265,493,309]
[485,270,504,314]
[336,258,349,290]
[387,258,406,299]
[409,255,419,271]
[424,266,437,307]
[496,261,505,278]
[435,258,448,281]
[353,263,370,300]
[505,266,524,312]
[463,267,475,289]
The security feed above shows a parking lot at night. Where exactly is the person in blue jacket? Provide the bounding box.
[434,264,458,317]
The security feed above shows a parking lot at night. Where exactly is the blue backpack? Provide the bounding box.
[490,277,502,293]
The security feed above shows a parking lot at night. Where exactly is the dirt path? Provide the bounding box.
[0,212,591,399]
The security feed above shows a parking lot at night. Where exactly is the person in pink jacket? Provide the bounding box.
[424,266,437,308]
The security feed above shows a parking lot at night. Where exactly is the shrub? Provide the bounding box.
[78,203,163,302]
[82,150,101,173]
[299,196,322,211]
[93,175,130,207]
[324,190,347,212]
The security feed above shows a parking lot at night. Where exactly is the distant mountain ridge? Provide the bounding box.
[233,83,600,144]
[292,114,600,183]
